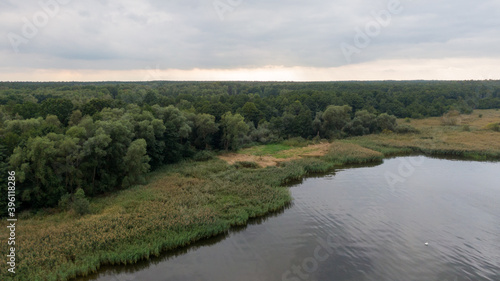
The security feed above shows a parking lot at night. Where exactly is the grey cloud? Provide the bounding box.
[1,0,499,71]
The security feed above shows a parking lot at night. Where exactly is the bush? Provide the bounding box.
[58,193,72,211]
[193,150,216,161]
[58,188,90,215]
[312,134,322,144]
[394,124,420,134]
[282,137,309,147]
[462,125,471,132]
[479,114,483,118]
[295,158,334,173]
[485,123,500,132]
[441,110,461,126]
[411,113,424,119]
[376,113,397,131]
[73,188,90,215]
[233,161,260,169]
[404,117,411,123]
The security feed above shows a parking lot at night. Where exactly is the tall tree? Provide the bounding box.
[192,113,219,149]
[239,102,263,126]
[220,112,249,150]
[123,139,150,187]
[40,98,74,125]
[322,105,352,138]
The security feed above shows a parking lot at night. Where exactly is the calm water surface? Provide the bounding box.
[81,157,500,281]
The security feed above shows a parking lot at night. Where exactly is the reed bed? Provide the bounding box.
[0,160,292,281]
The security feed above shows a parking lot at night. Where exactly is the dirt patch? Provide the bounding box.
[297,143,331,157]
[218,142,331,168]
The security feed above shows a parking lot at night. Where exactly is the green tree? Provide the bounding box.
[126,108,166,168]
[143,90,159,105]
[13,102,40,119]
[72,188,90,215]
[312,111,323,137]
[123,139,150,187]
[376,113,397,132]
[239,102,263,126]
[322,105,352,138]
[81,127,112,195]
[40,98,74,125]
[152,105,192,163]
[9,133,81,208]
[68,110,83,126]
[220,112,249,150]
[351,110,377,133]
[191,113,219,149]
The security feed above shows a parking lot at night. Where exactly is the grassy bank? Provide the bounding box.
[344,109,500,160]
[1,110,499,281]
[0,142,383,281]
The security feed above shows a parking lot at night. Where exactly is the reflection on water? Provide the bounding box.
[79,157,500,281]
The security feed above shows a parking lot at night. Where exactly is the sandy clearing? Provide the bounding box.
[218,142,331,168]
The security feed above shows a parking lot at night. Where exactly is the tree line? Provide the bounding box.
[0,81,499,214]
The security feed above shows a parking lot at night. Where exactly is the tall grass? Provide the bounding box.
[0,159,293,281]
[345,129,500,161]
[323,142,384,164]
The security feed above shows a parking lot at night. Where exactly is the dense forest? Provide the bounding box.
[1,80,499,214]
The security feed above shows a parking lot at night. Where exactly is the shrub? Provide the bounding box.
[411,113,424,119]
[282,137,309,147]
[479,114,483,118]
[404,117,411,123]
[462,125,471,132]
[193,150,216,161]
[295,158,333,173]
[233,161,260,169]
[485,123,500,132]
[376,113,397,131]
[73,188,91,215]
[58,193,72,211]
[441,110,461,126]
[312,134,322,144]
[58,188,91,215]
[395,124,420,134]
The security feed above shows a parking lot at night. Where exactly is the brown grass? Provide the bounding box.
[219,142,331,167]
[0,160,291,281]
[407,109,500,129]
[347,109,500,158]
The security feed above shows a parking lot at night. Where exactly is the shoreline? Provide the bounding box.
[2,128,499,281]
[76,146,500,281]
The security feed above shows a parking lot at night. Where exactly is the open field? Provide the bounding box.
[219,142,331,167]
[1,110,499,281]
[218,109,500,168]
[345,109,500,159]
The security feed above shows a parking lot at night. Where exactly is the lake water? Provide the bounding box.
[81,157,500,281]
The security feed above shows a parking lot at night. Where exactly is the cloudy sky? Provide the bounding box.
[1,0,499,81]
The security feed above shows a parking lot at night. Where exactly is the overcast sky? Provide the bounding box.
[1,0,499,81]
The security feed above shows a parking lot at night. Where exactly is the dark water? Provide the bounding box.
[81,157,500,281]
